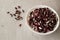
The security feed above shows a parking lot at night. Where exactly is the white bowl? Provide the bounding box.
[25,5,59,35]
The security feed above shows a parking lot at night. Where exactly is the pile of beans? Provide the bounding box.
[28,8,57,33]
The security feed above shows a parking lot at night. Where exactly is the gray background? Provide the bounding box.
[0,0,60,40]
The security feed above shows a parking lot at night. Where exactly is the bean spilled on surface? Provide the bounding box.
[7,6,25,27]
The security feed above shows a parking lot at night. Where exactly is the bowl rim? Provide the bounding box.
[25,5,59,35]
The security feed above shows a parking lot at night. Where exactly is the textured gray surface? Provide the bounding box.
[0,0,60,40]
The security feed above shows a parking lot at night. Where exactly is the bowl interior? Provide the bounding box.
[26,5,59,35]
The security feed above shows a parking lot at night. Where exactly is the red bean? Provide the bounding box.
[28,8,57,33]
